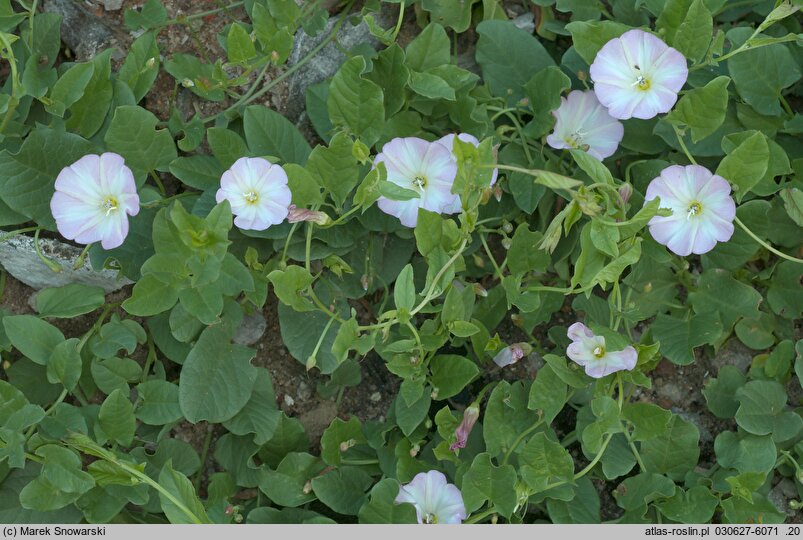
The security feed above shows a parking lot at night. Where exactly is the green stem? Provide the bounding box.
[34,228,62,273]
[735,217,803,264]
[193,425,214,492]
[502,419,545,466]
[480,234,504,281]
[160,1,244,27]
[465,508,497,525]
[0,32,21,134]
[341,458,380,466]
[391,1,405,41]
[672,125,697,165]
[150,171,167,197]
[0,226,39,243]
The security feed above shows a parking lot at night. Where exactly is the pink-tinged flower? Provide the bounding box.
[493,342,532,368]
[566,323,637,379]
[450,405,480,452]
[395,470,467,524]
[287,204,331,226]
[374,137,459,228]
[50,153,140,250]
[644,165,736,256]
[436,133,498,188]
[590,29,688,120]
[216,157,292,231]
[546,90,624,160]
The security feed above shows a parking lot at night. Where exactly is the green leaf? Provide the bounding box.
[715,432,776,474]
[656,486,719,523]
[311,466,373,516]
[358,478,418,524]
[124,0,168,30]
[523,66,571,138]
[565,20,629,64]
[547,477,600,523]
[65,50,114,138]
[91,357,141,395]
[97,389,136,447]
[483,381,534,457]
[327,57,385,147]
[780,188,803,227]
[720,493,785,524]
[157,462,211,524]
[475,20,556,102]
[622,403,671,442]
[405,23,450,71]
[104,105,177,180]
[169,155,224,191]
[222,368,280,444]
[268,265,315,312]
[571,149,613,185]
[35,284,105,318]
[715,131,769,202]
[395,392,431,437]
[46,338,82,391]
[408,70,455,100]
[45,62,95,117]
[734,380,787,436]
[320,417,365,467]
[394,264,416,312]
[519,433,574,493]
[613,472,676,512]
[367,44,409,116]
[640,415,700,481]
[243,105,311,165]
[227,23,256,64]
[3,315,64,365]
[461,453,517,517]
[421,0,476,32]
[118,31,160,102]
[259,452,324,507]
[728,34,801,116]
[650,313,722,365]
[306,132,359,208]
[179,326,258,423]
[135,380,182,426]
[688,269,762,331]
[528,365,568,424]
[703,365,746,419]
[767,261,803,320]
[0,128,96,228]
[278,303,342,374]
[666,76,730,143]
[429,355,479,400]
[122,274,179,316]
[673,0,712,63]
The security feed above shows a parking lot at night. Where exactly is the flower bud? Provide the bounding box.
[287,204,332,226]
[302,480,312,494]
[501,237,512,250]
[472,283,488,297]
[409,444,420,457]
[145,57,156,69]
[501,221,513,234]
[618,183,633,206]
[493,185,503,202]
[181,78,195,88]
[360,274,370,291]
[306,356,317,371]
[430,388,439,400]
[449,404,480,452]
[493,342,532,368]
[270,50,279,63]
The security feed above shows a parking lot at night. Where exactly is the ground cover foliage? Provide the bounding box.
[0,0,802,525]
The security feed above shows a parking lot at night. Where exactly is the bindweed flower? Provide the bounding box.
[493,342,533,368]
[50,153,140,250]
[287,204,331,226]
[566,323,637,378]
[436,133,498,187]
[374,137,459,227]
[395,470,467,524]
[590,29,688,120]
[216,157,292,231]
[644,165,736,256]
[450,404,480,452]
[546,90,624,160]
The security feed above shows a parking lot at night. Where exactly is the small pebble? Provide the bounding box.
[369,392,381,402]
[283,394,295,407]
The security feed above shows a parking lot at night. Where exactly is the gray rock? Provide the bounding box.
[297,381,313,401]
[103,0,125,10]
[43,0,121,61]
[708,338,753,374]
[285,8,392,121]
[767,478,797,517]
[233,311,267,346]
[672,408,713,444]
[0,235,132,293]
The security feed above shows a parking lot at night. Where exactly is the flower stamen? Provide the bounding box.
[243,190,259,204]
[593,345,605,358]
[101,196,119,216]
[633,75,651,91]
[686,201,702,220]
[422,513,438,524]
[412,175,427,189]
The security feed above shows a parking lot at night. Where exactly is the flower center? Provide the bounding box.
[686,201,703,219]
[100,196,119,216]
[633,75,651,91]
[243,190,260,205]
[422,513,438,524]
[412,175,427,189]
[592,345,605,358]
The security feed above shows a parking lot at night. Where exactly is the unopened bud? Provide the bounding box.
[409,444,420,457]
[643,282,653,293]
[501,238,512,250]
[340,439,355,452]
[302,480,312,494]
[234,513,243,523]
[510,314,524,328]
[146,57,156,69]
[618,183,633,206]
[306,356,317,371]
[410,355,419,365]
[790,500,802,510]
[493,342,532,368]
[271,50,279,62]
[517,97,529,107]
[424,418,432,429]
[472,283,488,297]
[430,388,439,400]
[225,505,235,515]
[450,405,480,452]
[577,70,587,81]
[472,253,485,268]
[181,78,194,88]
[493,185,503,202]
[501,221,513,234]
[287,204,332,226]
[360,274,370,291]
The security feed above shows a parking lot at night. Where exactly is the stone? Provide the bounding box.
[43,0,122,61]
[103,0,125,10]
[284,7,392,121]
[233,311,267,346]
[297,381,313,401]
[0,235,132,293]
[708,338,753,374]
[767,478,797,517]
